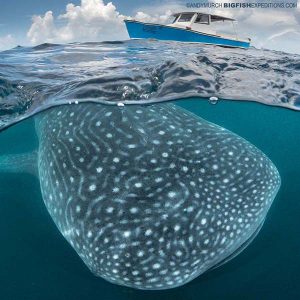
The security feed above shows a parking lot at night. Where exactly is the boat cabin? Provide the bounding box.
[169,12,237,37]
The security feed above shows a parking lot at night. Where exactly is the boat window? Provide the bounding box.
[172,15,180,23]
[195,14,209,25]
[178,13,194,22]
[211,15,225,22]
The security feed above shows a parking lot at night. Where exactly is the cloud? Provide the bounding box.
[0,34,16,51]
[26,0,178,45]
[264,29,300,53]
[27,11,57,45]
[134,10,173,24]
[27,0,127,44]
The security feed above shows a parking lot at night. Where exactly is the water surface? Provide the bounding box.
[0,40,300,130]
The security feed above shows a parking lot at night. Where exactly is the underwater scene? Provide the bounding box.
[0,41,299,299]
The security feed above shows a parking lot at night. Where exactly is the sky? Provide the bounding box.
[0,0,300,53]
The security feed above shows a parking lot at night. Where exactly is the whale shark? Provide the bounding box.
[0,102,280,290]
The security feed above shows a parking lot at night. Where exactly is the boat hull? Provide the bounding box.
[124,20,250,49]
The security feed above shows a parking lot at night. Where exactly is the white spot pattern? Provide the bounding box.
[36,103,281,290]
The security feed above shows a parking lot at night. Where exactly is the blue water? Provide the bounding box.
[0,41,299,299]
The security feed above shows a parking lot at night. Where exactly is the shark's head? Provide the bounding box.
[33,102,281,289]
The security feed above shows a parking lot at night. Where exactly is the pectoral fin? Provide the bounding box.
[0,151,38,176]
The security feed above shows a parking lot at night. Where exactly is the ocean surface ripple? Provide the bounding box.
[0,40,299,129]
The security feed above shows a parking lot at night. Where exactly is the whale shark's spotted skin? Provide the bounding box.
[34,103,280,290]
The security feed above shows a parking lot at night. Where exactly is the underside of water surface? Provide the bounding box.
[0,40,299,130]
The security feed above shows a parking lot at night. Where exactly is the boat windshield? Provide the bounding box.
[195,14,209,25]
[178,13,194,22]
